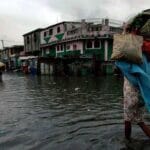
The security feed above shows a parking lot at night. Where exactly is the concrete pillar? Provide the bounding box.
[105,19,109,26]
[104,40,108,61]
[81,19,87,35]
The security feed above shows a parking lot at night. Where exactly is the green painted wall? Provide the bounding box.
[44,36,51,43]
[57,50,81,57]
[41,40,113,61]
[84,48,105,60]
[49,49,56,57]
[83,41,105,61]
[55,33,64,41]
[108,41,113,60]
[106,65,113,74]
[42,49,56,57]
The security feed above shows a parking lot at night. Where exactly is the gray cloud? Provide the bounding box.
[0,0,150,48]
[46,0,150,21]
[46,0,109,20]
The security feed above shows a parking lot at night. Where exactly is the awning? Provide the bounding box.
[19,56,37,60]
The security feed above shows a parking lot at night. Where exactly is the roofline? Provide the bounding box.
[43,21,82,30]
[23,28,43,36]
[143,9,150,12]
[40,36,113,48]
[11,45,24,48]
[3,45,24,50]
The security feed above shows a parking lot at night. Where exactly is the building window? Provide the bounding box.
[27,36,30,44]
[99,26,102,30]
[57,27,60,33]
[57,45,60,51]
[10,49,13,55]
[73,44,77,50]
[34,34,37,42]
[46,48,49,54]
[87,40,92,48]
[96,27,99,31]
[49,29,53,35]
[60,45,63,51]
[66,45,70,50]
[94,40,101,48]
[64,44,66,50]
[88,27,91,31]
[91,27,94,31]
[44,32,47,37]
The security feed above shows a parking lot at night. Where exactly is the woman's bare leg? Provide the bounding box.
[125,121,132,140]
[138,122,150,138]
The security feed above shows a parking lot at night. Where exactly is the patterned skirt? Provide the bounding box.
[123,77,144,123]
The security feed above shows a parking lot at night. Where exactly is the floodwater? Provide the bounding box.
[0,73,150,150]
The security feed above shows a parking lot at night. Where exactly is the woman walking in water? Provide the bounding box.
[115,9,150,141]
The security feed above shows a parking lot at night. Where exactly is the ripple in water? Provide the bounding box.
[0,73,150,150]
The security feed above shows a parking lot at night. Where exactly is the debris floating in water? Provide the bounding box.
[75,87,80,91]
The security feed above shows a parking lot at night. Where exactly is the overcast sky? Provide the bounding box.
[0,0,149,48]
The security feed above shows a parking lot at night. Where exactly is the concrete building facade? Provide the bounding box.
[22,19,123,75]
[39,19,122,75]
[23,28,43,56]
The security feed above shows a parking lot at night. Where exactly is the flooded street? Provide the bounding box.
[0,73,150,150]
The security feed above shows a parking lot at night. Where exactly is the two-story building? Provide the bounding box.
[39,19,122,75]
[40,21,82,58]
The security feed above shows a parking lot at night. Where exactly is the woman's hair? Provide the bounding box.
[126,9,150,35]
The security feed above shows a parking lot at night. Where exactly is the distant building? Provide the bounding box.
[40,19,122,59]
[39,19,122,75]
[23,28,43,56]
[1,45,24,70]
[1,47,10,70]
[40,21,82,58]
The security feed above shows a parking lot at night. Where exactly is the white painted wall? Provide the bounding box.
[66,41,83,51]
[55,41,83,55]
[40,23,65,45]
[41,22,83,45]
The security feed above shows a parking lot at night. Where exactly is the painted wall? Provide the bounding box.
[40,22,82,45]
[41,47,56,58]
[56,41,83,57]
[41,23,65,45]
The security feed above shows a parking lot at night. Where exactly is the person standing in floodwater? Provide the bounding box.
[122,10,150,140]
[123,77,150,140]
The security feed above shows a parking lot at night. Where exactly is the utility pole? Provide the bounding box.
[1,40,4,50]
[0,40,4,61]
